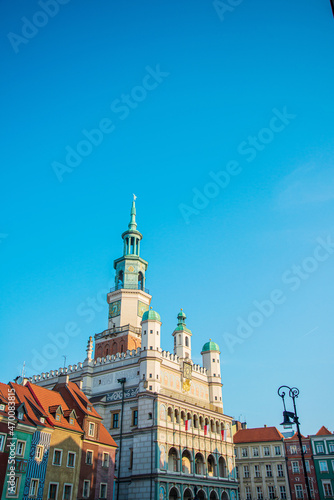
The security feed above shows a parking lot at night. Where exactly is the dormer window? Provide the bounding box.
[40,417,45,423]
[55,414,61,422]
[87,405,92,411]
[18,411,24,420]
[0,404,5,411]
[69,417,74,425]
[88,422,95,437]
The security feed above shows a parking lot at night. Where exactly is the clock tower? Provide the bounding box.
[94,197,152,359]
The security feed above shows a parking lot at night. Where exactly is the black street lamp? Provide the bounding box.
[277,386,312,500]
[330,0,334,17]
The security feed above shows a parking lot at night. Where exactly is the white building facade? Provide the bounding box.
[31,200,238,500]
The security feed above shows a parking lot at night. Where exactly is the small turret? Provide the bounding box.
[141,307,161,351]
[201,339,223,408]
[172,309,192,360]
[139,307,162,393]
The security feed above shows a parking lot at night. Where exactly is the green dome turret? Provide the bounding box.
[142,307,161,322]
[202,339,220,352]
[174,309,192,333]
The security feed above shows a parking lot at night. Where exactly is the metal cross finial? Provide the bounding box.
[133,193,137,201]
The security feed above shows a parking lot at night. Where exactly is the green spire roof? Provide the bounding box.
[174,309,192,333]
[202,339,220,352]
[142,307,161,322]
[128,195,137,231]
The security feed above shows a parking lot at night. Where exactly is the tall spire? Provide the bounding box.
[128,194,137,231]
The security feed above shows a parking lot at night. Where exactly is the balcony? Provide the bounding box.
[110,284,150,294]
[95,323,142,339]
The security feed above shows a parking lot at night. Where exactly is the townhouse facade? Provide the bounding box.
[284,432,319,500]
[310,427,334,500]
[234,426,290,500]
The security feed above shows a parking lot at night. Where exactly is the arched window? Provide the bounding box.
[184,488,193,500]
[195,453,204,475]
[104,345,109,357]
[207,454,216,477]
[182,449,192,474]
[210,419,215,433]
[198,490,206,500]
[168,448,178,472]
[167,407,173,423]
[219,456,227,478]
[112,342,117,355]
[199,416,204,429]
[210,491,218,500]
[174,409,180,423]
[120,343,124,353]
[193,414,198,428]
[180,411,186,425]
[169,487,179,500]
[138,271,143,290]
[185,336,189,347]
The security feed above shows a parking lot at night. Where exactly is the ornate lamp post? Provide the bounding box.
[277,386,312,500]
[330,0,334,16]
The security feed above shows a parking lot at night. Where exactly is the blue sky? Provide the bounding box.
[1,0,334,434]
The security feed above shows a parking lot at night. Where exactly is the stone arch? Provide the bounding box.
[193,414,199,428]
[104,344,110,357]
[195,452,205,474]
[181,449,192,474]
[169,486,180,500]
[112,342,117,355]
[221,491,229,500]
[207,453,216,476]
[183,487,193,500]
[209,491,218,500]
[198,490,207,500]
[168,446,179,472]
[167,407,173,422]
[219,456,227,477]
[175,408,180,423]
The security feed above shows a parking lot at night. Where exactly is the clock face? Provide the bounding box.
[109,300,121,318]
[183,362,192,379]
[128,265,135,272]
[138,300,149,317]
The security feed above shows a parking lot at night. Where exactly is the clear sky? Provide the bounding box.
[1,0,333,435]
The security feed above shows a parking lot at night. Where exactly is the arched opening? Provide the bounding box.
[180,411,186,425]
[182,449,192,474]
[195,452,205,475]
[216,421,220,433]
[117,270,124,289]
[207,454,216,477]
[199,416,204,429]
[169,487,179,500]
[167,407,173,423]
[138,271,143,290]
[175,408,180,423]
[168,447,178,472]
[219,456,227,477]
[198,490,206,500]
[112,342,117,355]
[210,419,215,433]
[104,345,109,357]
[120,343,124,353]
[210,491,218,500]
[193,414,198,428]
[184,488,193,500]
[221,492,229,500]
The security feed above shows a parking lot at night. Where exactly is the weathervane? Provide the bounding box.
[133,194,137,201]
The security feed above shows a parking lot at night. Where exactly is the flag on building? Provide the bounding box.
[221,429,226,440]
[204,425,208,435]
[185,419,192,431]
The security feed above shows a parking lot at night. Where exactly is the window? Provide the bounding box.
[244,465,250,478]
[256,487,263,500]
[320,461,329,472]
[112,412,119,429]
[236,466,239,479]
[292,461,300,473]
[40,417,45,423]
[0,403,5,411]
[246,487,251,500]
[317,444,325,454]
[48,483,58,500]
[302,445,307,454]
[275,446,281,456]
[150,330,153,334]
[291,445,297,455]
[332,460,334,472]
[86,450,93,465]
[83,480,90,498]
[17,411,24,420]
[268,486,275,499]
[242,448,248,457]
[329,444,334,453]
[129,448,134,469]
[255,465,261,477]
[88,422,95,437]
[69,417,74,425]
[132,409,138,426]
[63,484,72,500]
[7,476,20,497]
[263,446,270,456]
[103,453,109,467]
[234,448,238,458]
[16,440,25,457]
[253,447,259,457]
[323,482,333,497]
[295,485,303,499]
[53,449,62,466]
[29,479,39,497]
[266,464,272,477]
[0,433,6,452]
[277,464,284,477]
[280,486,287,500]
[305,460,310,473]
[55,413,61,422]
[100,483,107,499]
[67,452,76,468]
[35,445,43,461]
[148,412,152,419]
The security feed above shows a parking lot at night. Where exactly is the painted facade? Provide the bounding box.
[234,426,290,500]
[31,199,238,500]
[284,432,319,500]
[310,427,334,500]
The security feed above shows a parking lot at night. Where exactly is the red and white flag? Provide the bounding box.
[204,425,208,435]
[185,419,192,431]
[221,429,226,440]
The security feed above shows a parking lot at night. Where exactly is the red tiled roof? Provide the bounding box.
[316,426,332,436]
[10,383,51,428]
[99,423,117,447]
[234,426,284,443]
[65,382,101,419]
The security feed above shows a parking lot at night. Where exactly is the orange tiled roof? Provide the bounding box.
[10,383,50,428]
[99,423,117,447]
[234,426,285,443]
[316,426,332,436]
[65,381,101,419]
